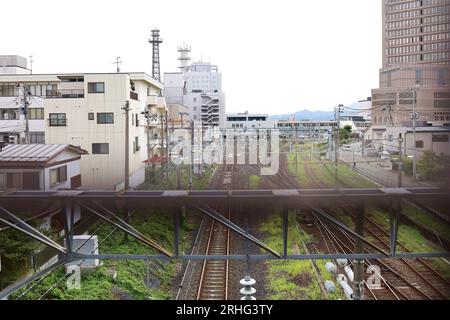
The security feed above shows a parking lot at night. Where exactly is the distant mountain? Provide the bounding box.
[270,98,372,121]
[270,109,335,121]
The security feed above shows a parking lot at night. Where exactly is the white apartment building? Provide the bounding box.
[164,47,226,128]
[226,112,276,130]
[0,61,166,190]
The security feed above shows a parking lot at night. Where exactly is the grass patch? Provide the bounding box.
[287,147,377,189]
[12,213,194,300]
[368,209,450,279]
[249,175,261,190]
[402,205,450,242]
[261,212,345,300]
[141,165,215,190]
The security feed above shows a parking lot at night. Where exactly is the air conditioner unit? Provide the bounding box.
[65,235,100,270]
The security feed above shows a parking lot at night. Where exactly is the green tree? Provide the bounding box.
[417,151,450,181]
[339,125,352,142]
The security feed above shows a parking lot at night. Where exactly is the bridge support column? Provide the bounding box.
[62,201,75,261]
[173,208,181,258]
[282,207,289,259]
[353,204,365,300]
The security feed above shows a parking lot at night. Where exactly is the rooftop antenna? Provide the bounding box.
[29,55,34,74]
[177,43,191,72]
[149,28,163,82]
[113,56,122,73]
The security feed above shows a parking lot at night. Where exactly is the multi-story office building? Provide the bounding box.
[371,0,450,127]
[164,47,226,128]
[0,63,166,189]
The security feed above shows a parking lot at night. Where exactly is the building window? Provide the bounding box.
[130,91,139,100]
[29,108,44,120]
[30,132,45,144]
[415,140,424,148]
[0,172,40,190]
[6,172,22,189]
[92,143,109,154]
[135,114,139,127]
[49,113,67,126]
[432,134,449,142]
[0,109,18,120]
[88,82,105,93]
[88,113,94,120]
[133,136,140,153]
[97,112,114,124]
[50,166,67,186]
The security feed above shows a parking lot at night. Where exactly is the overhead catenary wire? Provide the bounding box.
[14,217,108,300]
[36,209,146,300]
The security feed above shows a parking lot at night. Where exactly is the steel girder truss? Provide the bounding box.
[0,187,449,299]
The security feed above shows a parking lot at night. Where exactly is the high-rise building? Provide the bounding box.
[371,0,450,127]
[164,46,226,128]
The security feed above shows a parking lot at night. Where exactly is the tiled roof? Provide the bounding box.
[0,144,87,163]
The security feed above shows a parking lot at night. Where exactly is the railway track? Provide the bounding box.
[341,206,450,300]
[286,151,450,300]
[312,215,408,300]
[196,212,231,300]
[193,165,235,300]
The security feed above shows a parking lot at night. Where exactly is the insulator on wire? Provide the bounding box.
[240,276,256,300]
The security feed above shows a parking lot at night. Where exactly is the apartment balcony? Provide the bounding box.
[45,89,85,99]
[148,118,163,127]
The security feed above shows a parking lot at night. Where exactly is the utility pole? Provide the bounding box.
[20,85,31,144]
[189,120,194,190]
[144,109,151,163]
[353,149,356,171]
[334,104,343,181]
[412,87,418,180]
[29,55,33,75]
[295,126,298,175]
[165,109,169,181]
[114,57,122,73]
[122,101,131,190]
[180,112,185,128]
[121,101,131,239]
[397,135,403,188]
[361,135,365,158]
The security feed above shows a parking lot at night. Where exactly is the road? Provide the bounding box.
[339,144,435,188]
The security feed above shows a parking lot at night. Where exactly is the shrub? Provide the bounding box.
[417,151,450,181]
[402,157,413,176]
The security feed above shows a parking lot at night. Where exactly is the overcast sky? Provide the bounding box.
[1,0,381,114]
